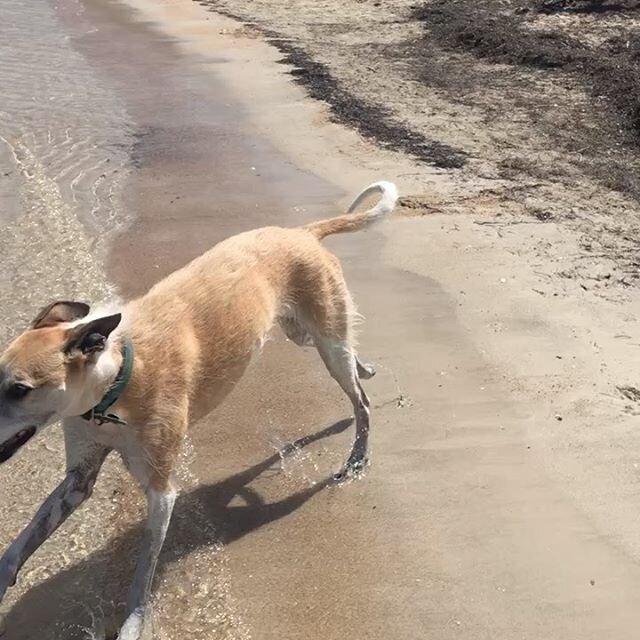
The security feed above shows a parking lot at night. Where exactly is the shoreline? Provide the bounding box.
[2,0,640,638]
[114,0,640,634]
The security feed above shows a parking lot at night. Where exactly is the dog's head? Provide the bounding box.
[0,301,121,463]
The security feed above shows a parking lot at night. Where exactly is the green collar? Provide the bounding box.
[82,336,134,426]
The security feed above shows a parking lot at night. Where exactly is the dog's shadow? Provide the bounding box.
[2,419,353,639]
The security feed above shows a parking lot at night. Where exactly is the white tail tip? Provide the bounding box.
[347,180,399,218]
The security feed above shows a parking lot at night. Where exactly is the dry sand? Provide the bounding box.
[1,0,640,638]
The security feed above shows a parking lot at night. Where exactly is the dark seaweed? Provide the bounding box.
[199,2,468,169]
[413,1,640,140]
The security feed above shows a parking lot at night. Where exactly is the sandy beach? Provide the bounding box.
[1,0,640,638]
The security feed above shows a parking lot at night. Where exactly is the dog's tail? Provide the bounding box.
[303,181,398,240]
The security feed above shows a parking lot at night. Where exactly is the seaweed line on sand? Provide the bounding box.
[197,0,468,170]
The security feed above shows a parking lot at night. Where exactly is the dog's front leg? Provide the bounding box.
[117,487,176,640]
[0,444,109,603]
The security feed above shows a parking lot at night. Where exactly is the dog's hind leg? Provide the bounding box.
[280,310,376,385]
[279,309,314,347]
[280,306,375,386]
[356,356,376,380]
[0,426,108,604]
[355,356,376,407]
[314,334,370,480]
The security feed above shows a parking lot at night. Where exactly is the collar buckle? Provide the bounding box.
[93,413,128,426]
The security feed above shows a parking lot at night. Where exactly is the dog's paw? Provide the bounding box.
[333,456,369,483]
[116,611,145,640]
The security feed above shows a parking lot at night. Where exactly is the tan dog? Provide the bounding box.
[0,180,398,639]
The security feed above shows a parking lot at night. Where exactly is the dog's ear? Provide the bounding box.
[63,314,122,355]
[31,301,91,329]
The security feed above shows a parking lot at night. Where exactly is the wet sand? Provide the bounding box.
[3,0,640,639]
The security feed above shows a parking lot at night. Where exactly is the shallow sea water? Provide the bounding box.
[0,1,250,638]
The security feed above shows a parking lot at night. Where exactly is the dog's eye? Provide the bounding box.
[6,383,33,400]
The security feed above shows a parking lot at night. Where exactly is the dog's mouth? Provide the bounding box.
[0,427,36,464]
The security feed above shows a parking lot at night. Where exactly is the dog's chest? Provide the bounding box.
[93,422,153,487]
[92,422,126,449]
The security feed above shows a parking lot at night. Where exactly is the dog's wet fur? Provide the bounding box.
[0,181,398,639]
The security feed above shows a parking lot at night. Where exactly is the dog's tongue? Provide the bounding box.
[0,427,36,463]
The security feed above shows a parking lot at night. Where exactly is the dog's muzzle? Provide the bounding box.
[0,427,36,463]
